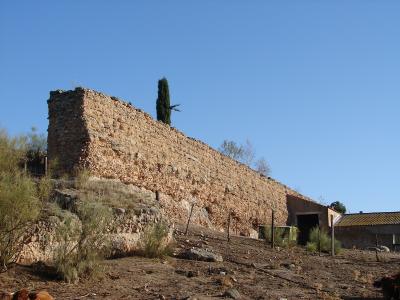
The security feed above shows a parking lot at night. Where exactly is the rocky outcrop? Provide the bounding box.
[18,178,169,264]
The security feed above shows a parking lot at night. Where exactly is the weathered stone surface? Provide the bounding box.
[53,189,79,212]
[185,296,216,300]
[18,179,171,264]
[181,248,223,262]
[48,88,315,235]
[224,288,241,299]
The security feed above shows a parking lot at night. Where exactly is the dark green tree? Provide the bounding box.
[156,78,180,125]
[329,201,346,214]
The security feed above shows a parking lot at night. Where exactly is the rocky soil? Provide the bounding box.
[1,224,399,300]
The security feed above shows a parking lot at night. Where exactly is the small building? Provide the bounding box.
[335,211,400,250]
[286,195,341,244]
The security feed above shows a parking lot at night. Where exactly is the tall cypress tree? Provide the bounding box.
[156,78,171,124]
[156,77,180,125]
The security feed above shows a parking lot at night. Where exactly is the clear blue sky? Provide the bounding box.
[1,1,399,213]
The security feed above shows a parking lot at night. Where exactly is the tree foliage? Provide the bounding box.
[26,127,47,154]
[329,201,346,214]
[241,140,255,166]
[255,157,270,176]
[0,129,26,175]
[218,139,270,176]
[218,140,244,160]
[156,77,180,125]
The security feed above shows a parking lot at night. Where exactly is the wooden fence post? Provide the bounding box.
[318,225,321,256]
[44,156,48,176]
[375,234,380,262]
[271,209,275,249]
[331,214,335,256]
[227,211,232,242]
[185,203,195,235]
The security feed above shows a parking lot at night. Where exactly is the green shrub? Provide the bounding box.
[0,130,41,270]
[0,129,26,175]
[0,173,40,270]
[263,226,298,248]
[53,201,112,283]
[306,241,318,252]
[37,175,53,202]
[306,227,342,254]
[139,221,172,258]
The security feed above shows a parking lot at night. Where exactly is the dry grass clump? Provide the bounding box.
[77,178,154,212]
[74,169,90,189]
[138,221,173,258]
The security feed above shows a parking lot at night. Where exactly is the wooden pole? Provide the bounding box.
[331,214,335,256]
[227,211,231,242]
[318,225,321,256]
[185,203,195,235]
[44,156,48,176]
[375,234,380,262]
[271,210,275,249]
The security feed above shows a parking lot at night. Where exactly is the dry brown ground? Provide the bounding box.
[1,224,399,300]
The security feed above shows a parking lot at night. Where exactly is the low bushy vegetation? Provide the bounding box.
[74,168,90,189]
[139,221,172,258]
[263,226,298,248]
[37,174,53,202]
[306,227,342,254]
[78,178,154,212]
[53,201,112,283]
[0,130,41,270]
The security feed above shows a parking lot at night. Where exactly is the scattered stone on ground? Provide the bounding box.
[224,288,241,299]
[1,224,399,299]
[181,247,223,262]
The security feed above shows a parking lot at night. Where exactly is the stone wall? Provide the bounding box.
[48,88,315,235]
[335,225,400,250]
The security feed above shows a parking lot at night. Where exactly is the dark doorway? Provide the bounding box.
[297,214,319,245]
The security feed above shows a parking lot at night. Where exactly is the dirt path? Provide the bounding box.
[1,224,399,299]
